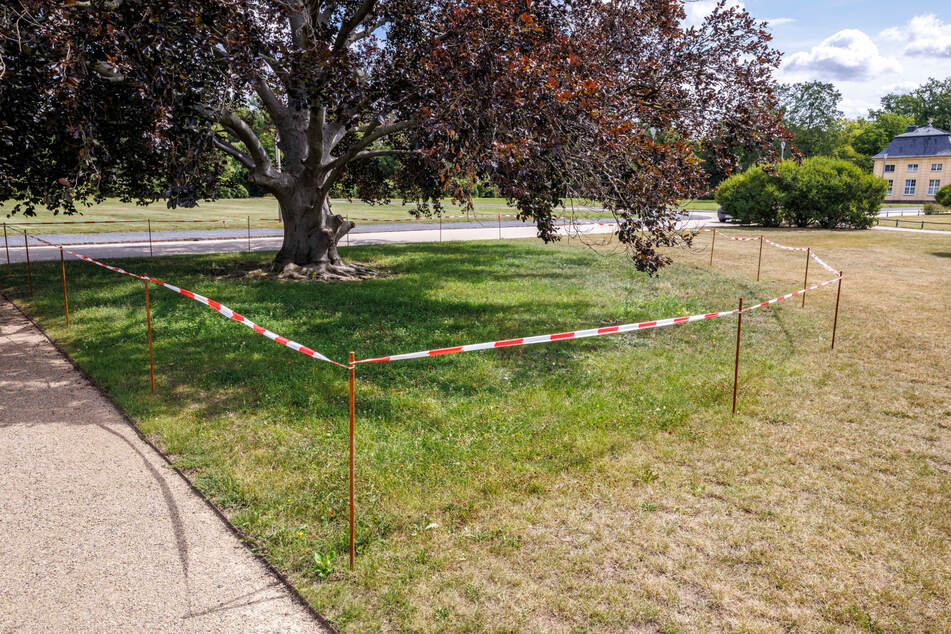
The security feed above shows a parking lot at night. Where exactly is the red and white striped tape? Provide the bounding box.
[809,251,837,274]
[21,233,345,368]
[355,272,842,364]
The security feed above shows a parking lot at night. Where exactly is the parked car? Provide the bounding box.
[717,205,733,223]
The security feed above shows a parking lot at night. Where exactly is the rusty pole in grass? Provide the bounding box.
[802,248,811,308]
[498,213,502,240]
[732,297,743,416]
[756,235,764,281]
[59,248,69,327]
[247,216,252,253]
[348,351,356,570]
[145,279,155,393]
[24,230,33,296]
[346,214,350,247]
[709,228,716,266]
[148,219,153,257]
[3,222,10,275]
[831,271,843,351]
[439,215,443,242]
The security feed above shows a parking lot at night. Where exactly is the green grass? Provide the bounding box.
[1,197,721,235]
[876,214,951,230]
[0,238,835,629]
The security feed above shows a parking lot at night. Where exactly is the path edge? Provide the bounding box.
[0,289,340,634]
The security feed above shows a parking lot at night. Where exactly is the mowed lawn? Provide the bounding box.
[2,229,949,632]
[1,197,716,235]
[877,214,951,230]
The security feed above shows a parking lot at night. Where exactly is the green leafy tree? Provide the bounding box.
[936,184,951,208]
[876,77,951,131]
[851,113,916,156]
[775,81,845,157]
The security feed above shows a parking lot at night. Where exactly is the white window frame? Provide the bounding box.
[904,179,917,196]
[931,163,943,172]
[884,164,895,173]
[907,164,918,173]
[929,179,941,196]
[887,180,893,196]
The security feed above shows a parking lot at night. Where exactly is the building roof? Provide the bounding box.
[873,125,951,159]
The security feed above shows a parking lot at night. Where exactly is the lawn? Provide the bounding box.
[1,197,717,235]
[877,214,951,230]
[2,229,949,632]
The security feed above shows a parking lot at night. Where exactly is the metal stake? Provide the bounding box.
[439,216,443,242]
[24,231,33,297]
[145,279,155,393]
[3,222,10,275]
[247,216,252,253]
[802,248,811,308]
[498,213,502,240]
[732,297,743,416]
[756,235,764,281]
[709,229,716,266]
[148,219,153,257]
[348,351,356,570]
[346,214,350,247]
[60,248,69,327]
[831,271,843,350]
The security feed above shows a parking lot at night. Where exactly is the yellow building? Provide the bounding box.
[872,124,951,203]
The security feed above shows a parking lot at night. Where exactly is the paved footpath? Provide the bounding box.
[0,298,329,633]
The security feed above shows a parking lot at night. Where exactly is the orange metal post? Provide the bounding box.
[802,248,811,308]
[498,213,502,240]
[145,280,155,393]
[3,222,10,275]
[348,351,356,570]
[247,216,252,253]
[732,297,743,416]
[60,248,70,327]
[24,231,33,296]
[148,219,153,257]
[709,229,716,266]
[756,235,764,281]
[831,271,843,350]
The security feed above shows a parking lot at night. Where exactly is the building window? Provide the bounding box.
[884,164,895,173]
[904,179,917,195]
[907,164,918,172]
[887,180,893,195]
[932,163,944,171]
[929,179,941,196]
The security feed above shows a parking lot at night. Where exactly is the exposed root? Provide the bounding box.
[237,261,381,283]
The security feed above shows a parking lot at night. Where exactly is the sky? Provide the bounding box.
[685,0,951,118]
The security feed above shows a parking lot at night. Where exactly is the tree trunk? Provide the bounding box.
[271,191,355,274]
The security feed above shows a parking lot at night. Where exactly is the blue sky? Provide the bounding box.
[687,1,951,117]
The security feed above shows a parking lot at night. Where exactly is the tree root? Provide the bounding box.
[240,261,381,283]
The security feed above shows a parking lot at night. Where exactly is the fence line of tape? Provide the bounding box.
[14,230,346,368]
[8,221,841,372]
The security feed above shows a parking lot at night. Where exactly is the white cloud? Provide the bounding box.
[765,18,795,27]
[782,29,901,81]
[881,15,951,58]
[683,0,743,27]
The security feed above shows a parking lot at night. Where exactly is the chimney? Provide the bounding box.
[906,125,918,133]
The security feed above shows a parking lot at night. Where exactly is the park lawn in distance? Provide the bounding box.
[1,197,717,235]
[2,231,948,632]
[877,214,951,230]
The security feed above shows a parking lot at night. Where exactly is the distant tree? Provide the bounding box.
[876,77,951,132]
[936,183,951,208]
[1,0,786,276]
[850,112,916,157]
[775,81,845,157]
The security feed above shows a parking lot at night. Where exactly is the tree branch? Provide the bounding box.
[352,149,414,160]
[325,119,414,172]
[333,0,376,52]
[212,137,255,169]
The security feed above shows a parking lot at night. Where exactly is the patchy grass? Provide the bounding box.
[877,215,951,230]
[2,229,949,632]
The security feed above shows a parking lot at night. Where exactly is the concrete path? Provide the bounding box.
[0,299,329,633]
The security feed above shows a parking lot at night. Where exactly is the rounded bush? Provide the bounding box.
[714,166,782,226]
[936,183,951,208]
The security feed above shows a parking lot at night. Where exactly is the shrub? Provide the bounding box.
[714,166,782,226]
[923,203,943,214]
[777,157,886,229]
[936,183,951,208]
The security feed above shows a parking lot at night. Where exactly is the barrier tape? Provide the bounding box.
[17,231,346,368]
[355,273,841,364]
[9,223,841,371]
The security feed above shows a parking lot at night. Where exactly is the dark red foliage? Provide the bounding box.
[0,0,787,272]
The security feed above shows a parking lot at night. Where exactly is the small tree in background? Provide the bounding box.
[936,184,951,209]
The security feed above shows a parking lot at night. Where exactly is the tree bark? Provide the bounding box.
[271,190,355,272]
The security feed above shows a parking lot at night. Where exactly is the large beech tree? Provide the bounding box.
[0,0,786,276]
